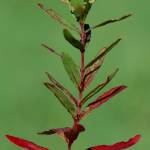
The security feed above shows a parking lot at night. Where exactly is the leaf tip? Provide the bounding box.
[133,134,141,143]
[120,85,128,90]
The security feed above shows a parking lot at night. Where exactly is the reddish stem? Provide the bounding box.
[68,144,71,150]
[75,21,86,124]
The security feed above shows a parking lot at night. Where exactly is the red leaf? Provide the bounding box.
[6,135,49,150]
[38,124,85,147]
[80,86,127,119]
[87,134,141,150]
[82,68,119,104]
[88,85,127,109]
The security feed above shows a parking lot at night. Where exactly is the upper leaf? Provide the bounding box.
[84,48,106,88]
[37,3,79,33]
[41,44,62,57]
[6,135,49,150]
[44,82,76,118]
[63,29,83,50]
[62,53,80,90]
[87,134,141,150]
[91,14,132,30]
[86,38,121,69]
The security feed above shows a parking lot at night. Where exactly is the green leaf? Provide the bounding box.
[37,3,79,33]
[41,44,62,57]
[92,14,132,30]
[44,82,76,118]
[62,53,80,89]
[82,68,119,104]
[63,29,83,50]
[45,72,77,105]
[85,38,122,69]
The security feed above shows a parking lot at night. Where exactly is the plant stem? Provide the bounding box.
[68,144,71,150]
[75,22,86,123]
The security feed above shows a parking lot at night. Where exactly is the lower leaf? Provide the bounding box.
[6,135,49,150]
[87,134,141,150]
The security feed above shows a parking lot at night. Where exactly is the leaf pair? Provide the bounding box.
[83,38,121,91]
[38,124,85,148]
[80,85,127,119]
[80,39,122,112]
[44,52,80,118]
[6,135,49,150]
[82,68,119,104]
[87,135,141,150]
[6,134,141,150]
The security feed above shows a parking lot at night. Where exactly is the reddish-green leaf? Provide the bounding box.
[44,82,76,118]
[6,135,49,150]
[91,14,132,30]
[45,72,77,105]
[37,3,79,33]
[85,38,121,69]
[84,48,107,88]
[63,29,83,50]
[38,124,85,147]
[41,44,62,57]
[62,53,80,90]
[80,85,127,119]
[87,134,141,150]
[82,68,119,104]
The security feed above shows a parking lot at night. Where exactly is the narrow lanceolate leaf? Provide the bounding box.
[87,134,141,150]
[91,14,132,30]
[6,135,49,150]
[80,85,127,119]
[45,72,77,105]
[63,29,83,50]
[44,82,76,118]
[37,3,79,33]
[84,48,106,88]
[86,38,122,69]
[62,53,80,90]
[38,124,85,147]
[82,68,119,104]
[41,44,62,57]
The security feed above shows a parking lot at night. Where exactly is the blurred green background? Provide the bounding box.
[0,0,149,149]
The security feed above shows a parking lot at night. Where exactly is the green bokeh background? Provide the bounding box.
[0,0,149,149]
